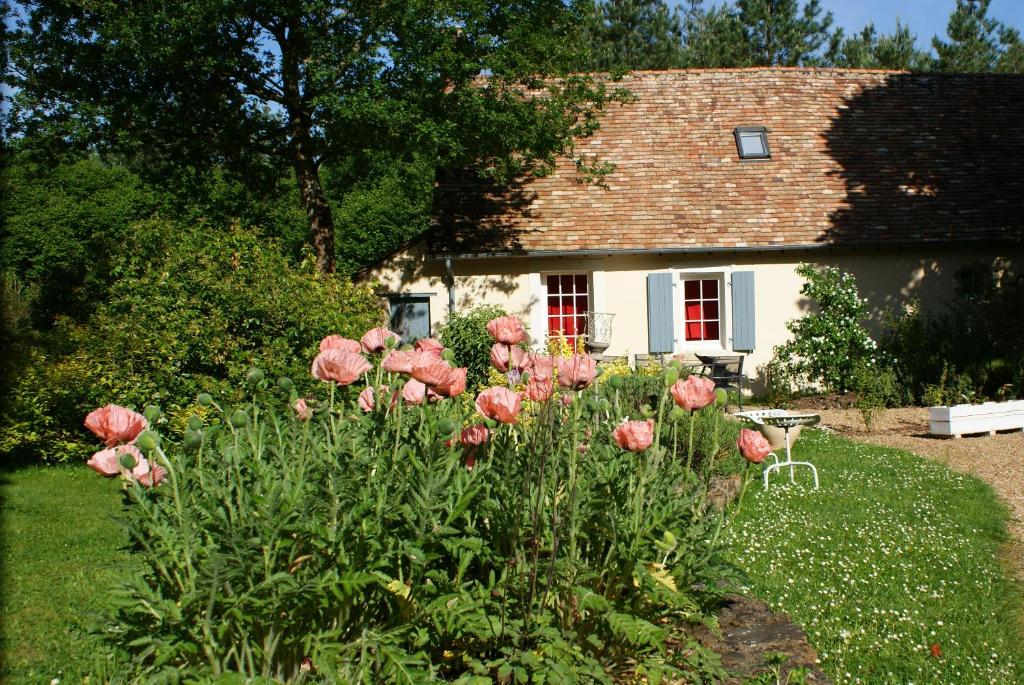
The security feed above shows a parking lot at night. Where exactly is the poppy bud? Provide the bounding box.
[385,336,398,349]
[437,418,457,437]
[245,367,265,386]
[197,393,213,407]
[714,388,728,407]
[187,415,203,431]
[669,406,686,422]
[663,369,679,387]
[136,431,160,452]
[118,452,138,470]
[276,376,294,392]
[607,374,623,389]
[143,404,162,423]
[183,430,203,452]
[230,410,249,428]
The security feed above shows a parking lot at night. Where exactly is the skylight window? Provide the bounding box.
[734,126,771,160]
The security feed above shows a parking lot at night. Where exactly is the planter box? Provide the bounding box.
[929,400,1024,438]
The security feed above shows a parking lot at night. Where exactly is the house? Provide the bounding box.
[364,68,1024,382]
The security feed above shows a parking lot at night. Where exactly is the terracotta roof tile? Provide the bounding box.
[432,68,1024,255]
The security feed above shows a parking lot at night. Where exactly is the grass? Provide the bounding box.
[0,464,134,683]
[724,429,1024,685]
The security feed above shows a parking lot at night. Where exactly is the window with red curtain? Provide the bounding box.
[683,278,721,342]
[547,274,589,348]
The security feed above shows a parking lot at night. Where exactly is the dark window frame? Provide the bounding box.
[733,126,771,160]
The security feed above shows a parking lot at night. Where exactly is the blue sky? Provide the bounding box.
[692,1,1024,51]
[820,0,1024,49]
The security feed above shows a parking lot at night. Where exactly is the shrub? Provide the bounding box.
[0,155,157,327]
[84,331,745,682]
[438,304,513,388]
[850,360,903,430]
[921,363,980,407]
[773,263,879,394]
[0,221,385,462]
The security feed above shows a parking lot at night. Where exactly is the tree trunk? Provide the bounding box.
[289,108,336,274]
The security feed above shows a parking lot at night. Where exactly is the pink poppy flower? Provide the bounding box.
[87,444,142,477]
[84,404,148,447]
[434,367,467,398]
[402,378,440,405]
[360,327,400,353]
[522,376,554,402]
[319,335,361,354]
[311,349,372,385]
[382,350,417,374]
[460,424,489,447]
[612,420,655,452]
[737,428,773,464]
[670,375,716,411]
[136,464,167,487]
[475,387,522,424]
[555,355,597,390]
[357,387,376,412]
[411,357,454,387]
[522,353,554,381]
[489,343,527,373]
[294,398,312,420]
[486,316,528,345]
[415,338,445,357]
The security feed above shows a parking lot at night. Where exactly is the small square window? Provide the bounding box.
[734,126,771,160]
[389,295,431,342]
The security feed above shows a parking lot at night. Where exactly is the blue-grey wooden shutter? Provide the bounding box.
[647,273,675,353]
[731,271,756,351]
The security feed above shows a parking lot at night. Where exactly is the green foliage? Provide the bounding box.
[680,1,751,68]
[772,263,878,394]
[578,0,686,72]
[850,360,903,430]
[91,354,737,681]
[829,21,933,70]
[7,0,622,271]
[734,0,839,66]
[0,222,385,462]
[933,0,1024,74]
[921,363,979,407]
[438,305,512,389]
[880,265,1024,403]
[0,155,156,327]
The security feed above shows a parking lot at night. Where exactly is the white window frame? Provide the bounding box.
[670,266,733,354]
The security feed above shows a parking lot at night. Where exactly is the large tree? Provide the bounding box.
[578,0,686,72]
[6,1,618,273]
[681,0,839,67]
[680,1,750,68]
[829,21,932,71]
[933,0,1024,73]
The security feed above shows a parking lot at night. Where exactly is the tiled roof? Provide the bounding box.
[431,68,1024,255]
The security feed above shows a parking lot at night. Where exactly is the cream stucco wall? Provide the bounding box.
[364,245,1022,384]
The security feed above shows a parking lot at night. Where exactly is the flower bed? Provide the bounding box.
[80,318,761,682]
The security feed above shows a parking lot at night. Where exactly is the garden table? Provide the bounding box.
[760,414,820,491]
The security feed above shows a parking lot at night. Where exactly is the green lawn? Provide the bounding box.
[724,429,1024,685]
[0,465,133,683]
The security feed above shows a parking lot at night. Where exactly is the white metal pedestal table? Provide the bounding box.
[761,414,820,490]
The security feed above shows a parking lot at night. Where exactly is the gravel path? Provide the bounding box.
[812,407,1024,576]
